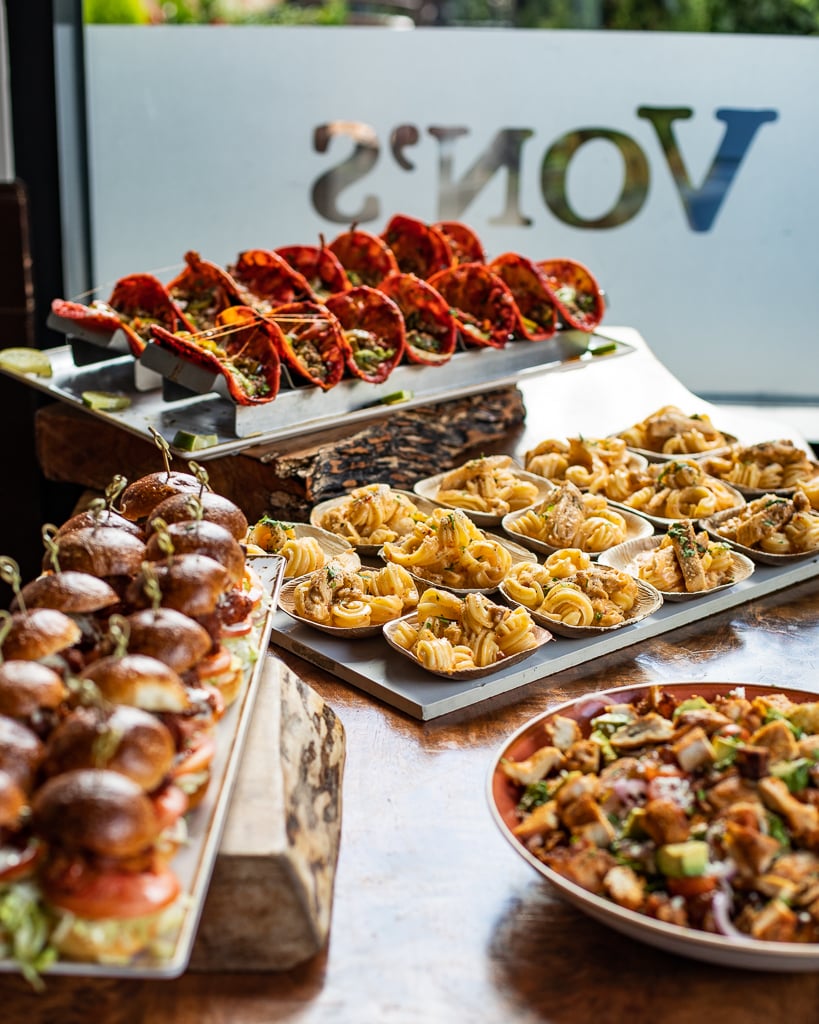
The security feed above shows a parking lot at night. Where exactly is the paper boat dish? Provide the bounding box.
[700,507,819,566]
[500,503,654,559]
[487,681,819,971]
[382,613,552,681]
[597,535,756,602]
[277,576,392,638]
[412,464,556,527]
[498,576,662,638]
[379,533,534,596]
[247,522,360,576]
[310,488,439,557]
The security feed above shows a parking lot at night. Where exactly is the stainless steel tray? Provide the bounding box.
[0,554,286,982]
[0,325,631,460]
[269,554,819,721]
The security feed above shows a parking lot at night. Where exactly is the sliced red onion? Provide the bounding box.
[611,777,648,807]
[711,888,748,940]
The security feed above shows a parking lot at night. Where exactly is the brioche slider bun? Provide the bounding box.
[145,520,246,585]
[55,508,143,539]
[48,527,147,579]
[13,571,119,614]
[1,608,82,661]
[193,644,245,708]
[0,661,68,720]
[124,607,212,674]
[0,769,25,829]
[33,770,183,963]
[80,654,190,713]
[43,705,176,793]
[119,471,202,522]
[125,554,231,618]
[148,491,248,542]
[0,716,45,792]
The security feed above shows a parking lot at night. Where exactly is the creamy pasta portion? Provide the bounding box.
[714,489,819,556]
[388,587,540,673]
[246,517,333,577]
[504,554,640,628]
[433,455,540,516]
[616,404,730,455]
[700,440,818,493]
[620,459,741,520]
[632,520,736,593]
[381,507,513,590]
[524,436,640,499]
[316,483,428,545]
[506,481,628,553]
[292,560,419,628]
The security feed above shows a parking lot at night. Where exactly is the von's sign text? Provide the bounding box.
[311,107,778,233]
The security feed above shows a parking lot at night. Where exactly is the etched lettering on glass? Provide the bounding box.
[311,121,380,224]
[391,124,420,171]
[428,127,534,226]
[638,106,778,232]
[541,129,650,229]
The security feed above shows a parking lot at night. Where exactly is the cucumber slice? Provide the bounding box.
[172,429,219,451]
[81,390,131,412]
[380,389,413,406]
[0,347,53,377]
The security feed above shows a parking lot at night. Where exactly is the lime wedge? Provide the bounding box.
[81,390,131,412]
[380,389,413,406]
[589,341,618,356]
[172,429,219,451]
[0,347,53,377]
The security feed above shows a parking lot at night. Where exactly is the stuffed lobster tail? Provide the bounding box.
[535,258,605,332]
[229,249,316,313]
[150,305,281,405]
[488,254,558,341]
[266,300,346,391]
[275,244,350,299]
[377,272,457,366]
[328,227,400,288]
[427,263,524,349]
[380,214,453,280]
[433,221,486,266]
[51,273,193,358]
[324,286,405,384]
[166,250,245,332]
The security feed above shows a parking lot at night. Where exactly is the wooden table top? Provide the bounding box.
[5,327,819,1021]
[5,577,819,1023]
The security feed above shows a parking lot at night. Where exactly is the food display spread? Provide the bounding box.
[0,453,284,983]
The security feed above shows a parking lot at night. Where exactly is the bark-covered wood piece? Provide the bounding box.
[190,657,345,971]
[34,386,525,523]
[265,386,525,517]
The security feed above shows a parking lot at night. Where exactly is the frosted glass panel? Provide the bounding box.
[84,27,819,398]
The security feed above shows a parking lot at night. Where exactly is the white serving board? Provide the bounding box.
[270,555,819,721]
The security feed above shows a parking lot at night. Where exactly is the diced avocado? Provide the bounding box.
[655,840,710,878]
[712,734,741,765]
[590,711,633,737]
[589,728,617,764]
[622,806,648,839]
[172,429,218,451]
[771,757,812,794]
[672,696,713,718]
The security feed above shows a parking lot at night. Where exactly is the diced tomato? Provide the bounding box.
[666,875,718,898]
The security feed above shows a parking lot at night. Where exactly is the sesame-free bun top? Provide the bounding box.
[80,654,191,713]
[147,491,248,542]
[124,607,212,674]
[0,769,26,828]
[0,661,68,719]
[14,571,119,614]
[118,471,202,522]
[43,705,175,793]
[125,553,231,618]
[1,608,82,661]
[31,768,161,857]
[0,715,45,791]
[144,520,245,584]
[47,527,147,579]
[55,508,143,539]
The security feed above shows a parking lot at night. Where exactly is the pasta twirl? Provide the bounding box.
[316,484,428,545]
[292,560,419,628]
[433,455,540,516]
[506,481,628,553]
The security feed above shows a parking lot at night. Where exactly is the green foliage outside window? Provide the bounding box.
[83,0,819,31]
